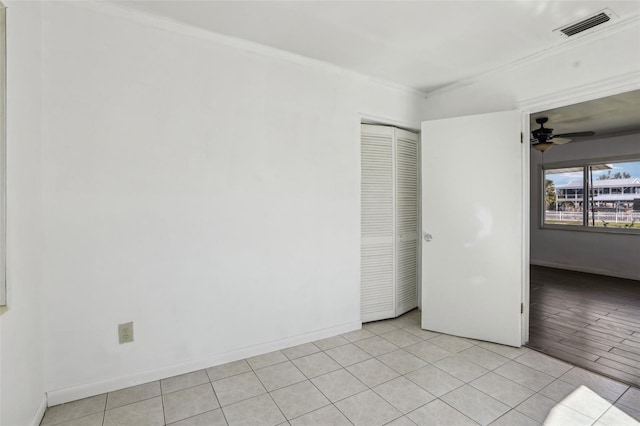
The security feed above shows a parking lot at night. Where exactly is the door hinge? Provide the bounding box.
[521,303,524,314]
[520,132,523,144]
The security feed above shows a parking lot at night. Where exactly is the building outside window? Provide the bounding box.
[543,159,640,230]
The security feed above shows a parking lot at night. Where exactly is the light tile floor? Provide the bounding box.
[40,309,640,426]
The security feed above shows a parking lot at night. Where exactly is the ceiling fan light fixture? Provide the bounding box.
[551,137,572,145]
[532,142,553,152]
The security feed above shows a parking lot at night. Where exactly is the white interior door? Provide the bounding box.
[421,110,525,347]
[395,129,419,316]
[361,124,395,322]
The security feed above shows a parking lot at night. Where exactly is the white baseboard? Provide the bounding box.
[530,259,640,281]
[29,395,47,426]
[46,320,360,406]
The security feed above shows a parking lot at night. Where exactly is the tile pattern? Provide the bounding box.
[528,265,640,388]
[42,309,639,426]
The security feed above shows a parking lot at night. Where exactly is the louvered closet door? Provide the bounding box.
[361,124,395,322]
[395,129,419,315]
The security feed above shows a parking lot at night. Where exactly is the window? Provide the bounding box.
[543,167,584,226]
[542,158,640,232]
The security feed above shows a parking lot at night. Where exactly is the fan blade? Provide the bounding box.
[552,137,572,145]
[554,131,595,138]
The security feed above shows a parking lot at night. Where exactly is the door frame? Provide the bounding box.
[517,71,640,345]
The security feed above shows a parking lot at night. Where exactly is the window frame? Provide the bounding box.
[540,154,640,235]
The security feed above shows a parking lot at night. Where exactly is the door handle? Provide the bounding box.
[423,233,432,242]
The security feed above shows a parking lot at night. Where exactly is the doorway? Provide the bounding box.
[526,90,640,387]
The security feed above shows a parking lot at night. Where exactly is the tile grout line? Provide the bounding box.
[283,369,353,425]
[290,403,356,426]
[405,388,479,426]
[329,391,362,426]
[102,394,107,426]
[277,353,362,423]
[166,409,221,426]
[101,393,107,426]
[160,386,166,426]
[207,378,230,426]
[249,357,291,424]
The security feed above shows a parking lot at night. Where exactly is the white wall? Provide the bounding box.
[530,133,640,280]
[40,2,425,402]
[0,2,46,425]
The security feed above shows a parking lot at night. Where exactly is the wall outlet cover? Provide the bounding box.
[118,322,134,344]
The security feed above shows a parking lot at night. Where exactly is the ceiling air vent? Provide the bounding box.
[555,9,616,38]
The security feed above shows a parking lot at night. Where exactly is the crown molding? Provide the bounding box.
[425,14,640,98]
[64,1,426,99]
[365,76,427,98]
[359,113,420,133]
[53,1,639,103]
[518,70,640,112]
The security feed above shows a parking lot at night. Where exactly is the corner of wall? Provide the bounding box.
[1,1,47,425]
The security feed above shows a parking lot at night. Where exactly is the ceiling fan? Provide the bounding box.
[531,117,596,152]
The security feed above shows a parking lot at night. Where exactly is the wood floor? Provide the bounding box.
[528,265,640,388]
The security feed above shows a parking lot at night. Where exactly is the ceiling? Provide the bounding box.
[531,89,640,141]
[109,1,640,93]
[107,1,640,138]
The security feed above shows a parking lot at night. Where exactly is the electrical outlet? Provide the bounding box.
[118,322,134,344]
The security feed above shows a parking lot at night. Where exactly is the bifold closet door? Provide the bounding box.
[361,124,419,322]
[395,129,419,316]
[361,124,395,322]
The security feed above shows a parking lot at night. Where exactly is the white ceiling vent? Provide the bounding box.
[555,9,617,38]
